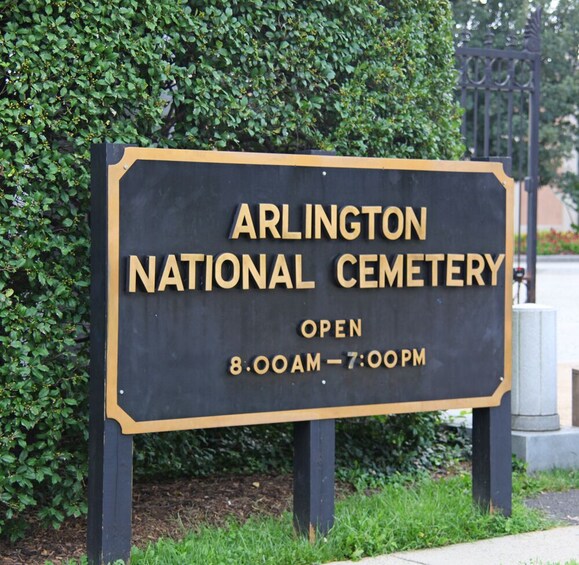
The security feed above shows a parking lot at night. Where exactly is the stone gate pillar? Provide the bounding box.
[511,304,560,432]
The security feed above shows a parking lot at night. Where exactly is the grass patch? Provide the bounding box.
[128,473,558,564]
[62,469,578,565]
[515,468,579,496]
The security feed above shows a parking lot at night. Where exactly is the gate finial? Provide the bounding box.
[484,27,495,47]
[459,30,471,47]
[523,7,542,52]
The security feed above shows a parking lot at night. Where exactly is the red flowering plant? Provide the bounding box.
[517,230,579,255]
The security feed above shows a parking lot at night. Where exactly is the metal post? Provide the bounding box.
[524,8,542,303]
[525,175,538,303]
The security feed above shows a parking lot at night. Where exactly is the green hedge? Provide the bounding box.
[0,0,462,538]
[133,414,471,487]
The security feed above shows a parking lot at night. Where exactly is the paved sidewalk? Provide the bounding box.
[327,526,579,565]
[526,489,579,524]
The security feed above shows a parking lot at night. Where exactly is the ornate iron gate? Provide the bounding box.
[456,8,541,302]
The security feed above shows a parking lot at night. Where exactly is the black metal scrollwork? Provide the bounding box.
[455,6,542,303]
[524,7,542,52]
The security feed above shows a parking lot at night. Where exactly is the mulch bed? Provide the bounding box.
[0,474,303,565]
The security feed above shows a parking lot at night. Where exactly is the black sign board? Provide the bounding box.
[97,148,513,434]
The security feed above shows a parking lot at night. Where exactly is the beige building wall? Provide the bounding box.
[514,149,578,233]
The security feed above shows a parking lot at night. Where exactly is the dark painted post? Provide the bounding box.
[470,155,512,516]
[293,149,336,542]
[472,392,512,516]
[523,8,541,303]
[525,174,537,303]
[293,420,335,541]
[88,144,134,564]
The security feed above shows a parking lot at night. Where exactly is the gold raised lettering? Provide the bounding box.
[335,253,357,288]
[214,253,241,289]
[157,255,184,291]
[229,203,257,239]
[306,353,321,372]
[361,206,381,240]
[128,255,156,293]
[339,206,361,241]
[180,253,204,290]
[424,253,444,287]
[268,254,293,289]
[485,253,505,286]
[446,253,465,287]
[281,204,302,239]
[378,254,404,288]
[466,254,485,286]
[384,350,398,368]
[382,207,404,240]
[304,204,313,239]
[241,254,267,290]
[319,319,331,337]
[259,204,281,239]
[406,253,425,287]
[413,348,426,366]
[294,255,315,289]
[205,254,213,291]
[300,320,317,339]
[350,318,362,337]
[290,355,305,373]
[358,254,378,289]
[314,204,338,239]
[405,207,427,240]
[400,349,412,366]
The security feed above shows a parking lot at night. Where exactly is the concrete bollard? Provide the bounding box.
[511,304,560,432]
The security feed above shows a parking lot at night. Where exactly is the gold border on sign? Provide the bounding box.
[105,148,514,434]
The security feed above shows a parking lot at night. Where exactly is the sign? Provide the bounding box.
[99,148,513,434]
